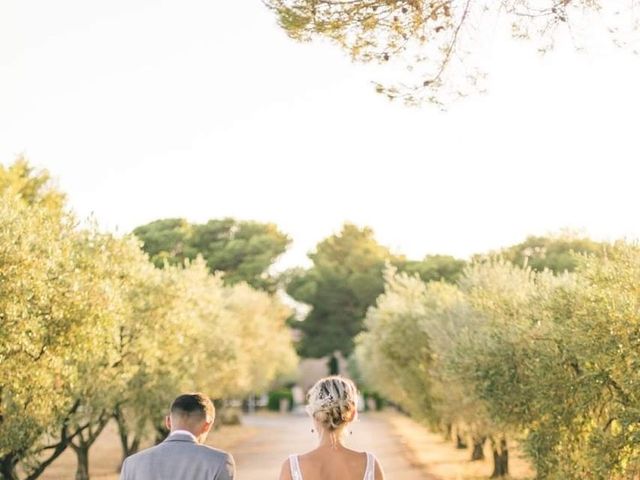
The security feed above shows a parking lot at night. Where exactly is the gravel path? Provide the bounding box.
[233,412,429,479]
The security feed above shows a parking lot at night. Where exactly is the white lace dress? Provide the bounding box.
[289,452,376,480]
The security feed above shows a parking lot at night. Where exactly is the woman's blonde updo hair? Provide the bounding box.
[306,376,358,431]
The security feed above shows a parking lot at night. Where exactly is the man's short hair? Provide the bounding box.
[170,393,215,423]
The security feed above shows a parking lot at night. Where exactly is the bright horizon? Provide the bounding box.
[2,1,639,270]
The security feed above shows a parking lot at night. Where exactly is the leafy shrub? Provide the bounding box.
[267,389,293,411]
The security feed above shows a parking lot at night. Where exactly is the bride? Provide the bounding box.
[279,376,385,480]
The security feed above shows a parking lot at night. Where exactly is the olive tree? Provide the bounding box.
[470,245,640,479]
[0,195,125,479]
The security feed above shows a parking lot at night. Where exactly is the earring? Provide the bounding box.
[311,428,315,433]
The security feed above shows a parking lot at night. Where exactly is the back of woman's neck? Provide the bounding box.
[317,431,347,449]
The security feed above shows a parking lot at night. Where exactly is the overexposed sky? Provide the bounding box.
[1,1,639,269]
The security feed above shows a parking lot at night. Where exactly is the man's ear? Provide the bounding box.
[201,419,214,435]
[165,415,172,431]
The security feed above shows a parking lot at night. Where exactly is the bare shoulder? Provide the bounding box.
[295,448,326,464]
[336,447,368,460]
[278,457,293,480]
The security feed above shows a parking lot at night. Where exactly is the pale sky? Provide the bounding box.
[1,1,639,269]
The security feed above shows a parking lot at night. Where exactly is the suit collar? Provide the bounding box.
[164,431,197,444]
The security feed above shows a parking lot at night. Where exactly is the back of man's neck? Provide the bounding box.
[170,429,197,441]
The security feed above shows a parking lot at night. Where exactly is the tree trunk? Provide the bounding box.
[24,434,75,480]
[471,435,486,461]
[490,436,509,478]
[70,412,110,480]
[443,423,453,441]
[118,434,141,470]
[114,407,141,470]
[155,423,170,444]
[129,435,141,456]
[456,432,467,449]
[0,454,19,480]
[327,354,339,375]
[73,445,90,480]
[19,402,80,480]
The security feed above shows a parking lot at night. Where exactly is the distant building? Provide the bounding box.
[297,351,349,392]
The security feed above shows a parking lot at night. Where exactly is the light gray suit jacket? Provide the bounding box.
[120,433,235,480]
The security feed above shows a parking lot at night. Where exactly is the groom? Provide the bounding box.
[120,392,235,480]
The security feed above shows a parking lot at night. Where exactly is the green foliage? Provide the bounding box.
[496,234,604,273]
[400,254,466,283]
[0,156,65,213]
[286,224,395,358]
[267,389,294,411]
[130,218,192,265]
[357,267,482,431]
[361,391,385,411]
[289,225,465,359]
[356,269,435,420]
[277,7,311,39]
[133,218,291,291]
